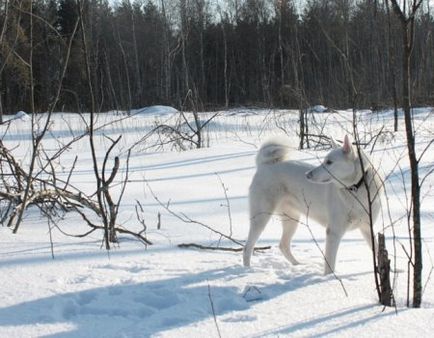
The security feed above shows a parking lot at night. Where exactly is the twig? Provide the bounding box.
[422,238,434,297]
[215,172,233,237]
[135,200,148,238]
[207,282,222,338]
[353,114,382,304]
[285,198,348,298]
[297,213,348,297]
[47,217,55,260]
[146,181,244,247]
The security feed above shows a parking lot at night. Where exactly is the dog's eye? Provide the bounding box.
[325,160,333,165]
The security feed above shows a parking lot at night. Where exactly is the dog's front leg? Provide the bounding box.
[324,227,345,275]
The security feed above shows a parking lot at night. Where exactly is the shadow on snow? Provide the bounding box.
[0,260,383,337]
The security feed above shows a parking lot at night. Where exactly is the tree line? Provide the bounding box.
[0,0,433,115]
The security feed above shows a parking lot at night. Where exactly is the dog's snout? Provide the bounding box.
[306,171,313,180]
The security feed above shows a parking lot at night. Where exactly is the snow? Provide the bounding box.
[13,110,30,121]
[131,105,179,116]
[309,105,328,113]
[0,107,433,337]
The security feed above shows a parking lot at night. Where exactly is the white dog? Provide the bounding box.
[243,135,382,274]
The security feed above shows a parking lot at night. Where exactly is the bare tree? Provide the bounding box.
[390,0,424,308]
[9,2,79,234]
[0,0,10,124]
[78,0,122,248]
[385,0,400,131]
[314,5,394,306]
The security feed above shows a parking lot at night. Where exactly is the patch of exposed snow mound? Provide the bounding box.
[132,105,178,116]
[14,111,30,121]
[309,105,328,113]
[224,108,259,116]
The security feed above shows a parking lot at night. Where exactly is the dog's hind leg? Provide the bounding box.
[243,211,272,267]
[279,210,300,265]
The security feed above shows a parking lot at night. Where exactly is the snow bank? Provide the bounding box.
[308,105,328,113]
[132,105,178,116]
[14,110,30,121]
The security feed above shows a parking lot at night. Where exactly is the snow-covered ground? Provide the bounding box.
[0,107,433,337]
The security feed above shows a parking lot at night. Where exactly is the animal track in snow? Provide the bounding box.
[133,289,180,310]
[91,262,149,274]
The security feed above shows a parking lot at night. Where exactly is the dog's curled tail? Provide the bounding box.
[256,136,291,166]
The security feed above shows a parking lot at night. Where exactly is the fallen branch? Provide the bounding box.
[178,243,271,252]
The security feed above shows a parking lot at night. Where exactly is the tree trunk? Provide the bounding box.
[180,0,189,95]
[221,20,229,108]
[130,1,142,105]
[385,0,399,131]
[403,11,422,311]
[391,0,423,308]
[378,233,393,306]
[161,0,171,102]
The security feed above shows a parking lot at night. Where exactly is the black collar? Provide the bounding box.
[347,170,369,192]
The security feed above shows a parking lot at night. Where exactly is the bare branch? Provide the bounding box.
[146,181,244,247]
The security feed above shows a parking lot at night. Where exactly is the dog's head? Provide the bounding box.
[305,135,358,186]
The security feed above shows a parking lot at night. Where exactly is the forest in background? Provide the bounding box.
[0,0,433,114]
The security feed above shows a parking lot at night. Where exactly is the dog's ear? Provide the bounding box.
[330,137,340,149]
[342,135,353,154]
